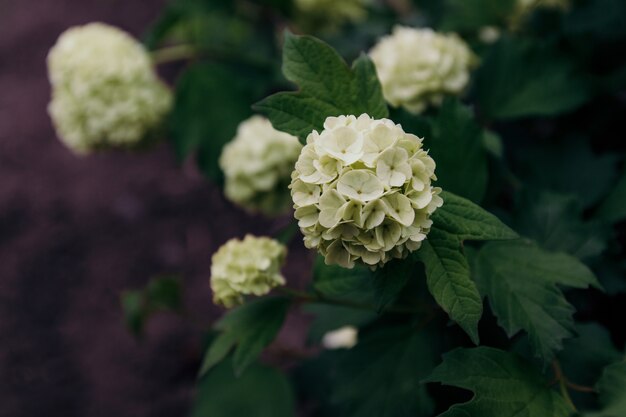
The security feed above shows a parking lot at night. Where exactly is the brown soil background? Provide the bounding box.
[0,1,311,416]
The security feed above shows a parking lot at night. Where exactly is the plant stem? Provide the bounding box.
[277,287,432,315]
[151,44,197,65]
[552,360,578,412]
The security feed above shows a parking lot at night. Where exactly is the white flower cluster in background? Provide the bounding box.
[47,23,172,154]
[295,0,368,31]
[291,114,443,269]
[369,26,476,114]
[322,326,359,349]
[219,116,302,215]
[210,235,287,308]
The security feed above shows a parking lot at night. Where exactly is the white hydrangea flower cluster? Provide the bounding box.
[369,26,476,114]
[291,114,443,269]
[47,23,172,154]
[219,116,302,215]
[210,235,287,308]
[295,0,368,32]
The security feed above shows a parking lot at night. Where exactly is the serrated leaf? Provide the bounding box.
[331,324,438,417]
[597,168,626,224]
[417,229,482,344]
[424,99,489,203]
[425,347,572,417]
[254,32,387,142]
[192,358,295,417]
[514,189,609,260]
[203,297,290,376]
[432,191,518,241]
[372,258,412,312]
[475,37,592,120]
[473,240,600,363]
[591,360,626,417]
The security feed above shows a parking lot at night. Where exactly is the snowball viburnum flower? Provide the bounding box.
[219,116,302,215]
[47,23,172,154]
[322,326,358,349]
[210,235,287,308]
[291,114,443,269]
[369,26,476,114]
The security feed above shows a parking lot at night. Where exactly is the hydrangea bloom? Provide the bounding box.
[210,235,287,308]
[219,116,302,215]
[322,326,358,349]
[47,23,172,154]
[291,114,443,269]
[369,27,475,114]
[295,0,368,32]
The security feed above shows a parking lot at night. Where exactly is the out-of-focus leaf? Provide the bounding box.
[331,324,438,417]
[441,0,516,33]
[591,360,626,417]
[305,304,376,343]
[475,37,592,120]
[424,99,489,203]
[192,358,295,417]
[514,189,610,260]
[597,168,626,224]
[169,63,257,182]
[200,297,290,377]
[563,0,626,41]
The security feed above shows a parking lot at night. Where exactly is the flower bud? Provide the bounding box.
[322,326,358,349]
[219,116,302,215]
[210,235,287,308]
[291,114,443,269]
[369,27,475,114]
[47,23,172,154]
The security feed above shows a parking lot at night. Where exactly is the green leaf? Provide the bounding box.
[331,324,438,417]
[424,99,489,203]
[305,304,376,343]
[592,360,626,417]
[513,137,619,208]
[120,276,183,337]
[426,347,572,417]
[597,168,626,223]
[563,0,626,41]
[417,229,482,344]
[475,37,592,120]
[513,190,609,260]
[441,0,516,33]
[472,240,600,363]
[169,63,256,181]
[559,323,622,391]
[254,32,388,142]
[372,258,412,312]
[191,358,295,417]
[201,297,290,377]
[432,191,518,241]
[313,255,374,298]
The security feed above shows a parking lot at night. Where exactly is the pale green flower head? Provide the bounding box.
[210,235,287,308]
[47,23,172,154]
[219,116,302,215]
[291,114,443,269]
[369,26,476,114]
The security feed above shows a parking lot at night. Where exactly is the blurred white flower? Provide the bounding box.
[47,23,172,154]
[478,26,501,44]
[219,116,302,215]
[210,235,287,308]
[369,26,476,114]
[322,326,358,349]
[291,114,443,269]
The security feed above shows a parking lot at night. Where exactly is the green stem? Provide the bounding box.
[151,44,197,65]
[552,360,578,412]
[277,287,432,315]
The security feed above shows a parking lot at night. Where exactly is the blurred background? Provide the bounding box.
[0,1,310,416]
